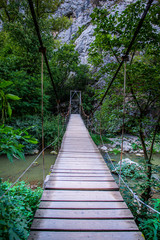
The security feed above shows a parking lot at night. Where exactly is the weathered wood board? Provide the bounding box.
[29,114,144,240]
[29,231,144,240]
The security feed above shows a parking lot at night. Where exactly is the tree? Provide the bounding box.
[89,0,160,203]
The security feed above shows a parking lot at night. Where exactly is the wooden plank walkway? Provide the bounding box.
[28,114,144,240]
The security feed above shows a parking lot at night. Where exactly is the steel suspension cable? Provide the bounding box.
[27,0,59,103]
[90,0,154,116]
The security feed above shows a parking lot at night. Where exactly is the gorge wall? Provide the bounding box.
[55,0,134,64]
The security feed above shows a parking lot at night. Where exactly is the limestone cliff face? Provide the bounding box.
[55,0,94,64]
[55,0,134,64]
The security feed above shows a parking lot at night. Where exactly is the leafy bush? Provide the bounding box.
[138,199,160,240]
[90,133,102,145]
[114,159,145,179]
[90,132,114,146]
[131,142,139,151]
[111,148,121,155]
[11,114,65,152]
[0,125,38,161]
[0,180,42,239]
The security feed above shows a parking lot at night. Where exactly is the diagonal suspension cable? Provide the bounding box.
[90,0,154,116]
[27,0,59,103]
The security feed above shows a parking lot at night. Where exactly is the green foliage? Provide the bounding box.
[11,114,65,151]
[111,148,121,155]
[52,16,73,32]
[43,114,65,148]
[71,23,90,42]
[90,0,159,65]
[0,180,42,240]
[90,133,102,145]
[49,43,94,109]
[0,0,94,115]
[0,125,38,162]
[89,0,160,165]
[111,163,160,240]
[95,95,123,134]
[138,199,160,240]
[90,132,114,146]
[0,80,20,123]
[131,143,139,151]
[116,161,145,179]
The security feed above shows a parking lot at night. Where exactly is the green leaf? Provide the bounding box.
[16,151,25,160]
[28,139,38,144]
[0,220,6,225]
[7,152,13,162]
[6,94,21,100]
[0,81,13,89]
[9,229,21,240]
[7,102,12,118]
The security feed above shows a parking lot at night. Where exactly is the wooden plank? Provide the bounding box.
[45,181,119,190]
[39,201,128,209]
[56,157,104,161]
[53,165,109,170]
[34,209,133,219]
[41,190,124,201]
[28,231,144,240]
[50,173,113,177]
[55,160,107,164]
[61,147,96,150]
[62,142,95,145]
[60,150,100,153]
[48,176,115,181]
[31,219,139,231]
[62,140,94,144]
[58,152,103,158]
[50,171,112,175]
[60,149,99,153]
[56,162,106,165]
[55,161,107,164]
[56,163,106,166]
[52,169,110,173]
[64,134,90,137]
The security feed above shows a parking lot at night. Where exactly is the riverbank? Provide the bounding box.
[98,135,160,199]
[99,134,160,156]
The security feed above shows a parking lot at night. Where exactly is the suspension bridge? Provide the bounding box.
[6,1,155,238]
[28,98,144,240]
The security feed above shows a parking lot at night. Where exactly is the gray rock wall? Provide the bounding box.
[55,0,135,64]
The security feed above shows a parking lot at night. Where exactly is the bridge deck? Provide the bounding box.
[29,114,144,240]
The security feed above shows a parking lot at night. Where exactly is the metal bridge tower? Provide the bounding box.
[70,90,81,114]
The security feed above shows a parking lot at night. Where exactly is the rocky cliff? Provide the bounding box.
[55,0,134,64]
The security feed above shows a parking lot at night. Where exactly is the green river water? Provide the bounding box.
[0,150,56,188]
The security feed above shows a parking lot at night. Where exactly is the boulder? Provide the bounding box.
[101,146,107,151]
[30,149,39,155]
[122,141,133,152]
[113,158,144,176]
[50,150,58,155]
[136,153,143,157]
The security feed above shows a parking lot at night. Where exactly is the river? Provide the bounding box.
[0,150,56,188]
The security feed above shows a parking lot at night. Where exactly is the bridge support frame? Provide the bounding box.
[70,90,81,114]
